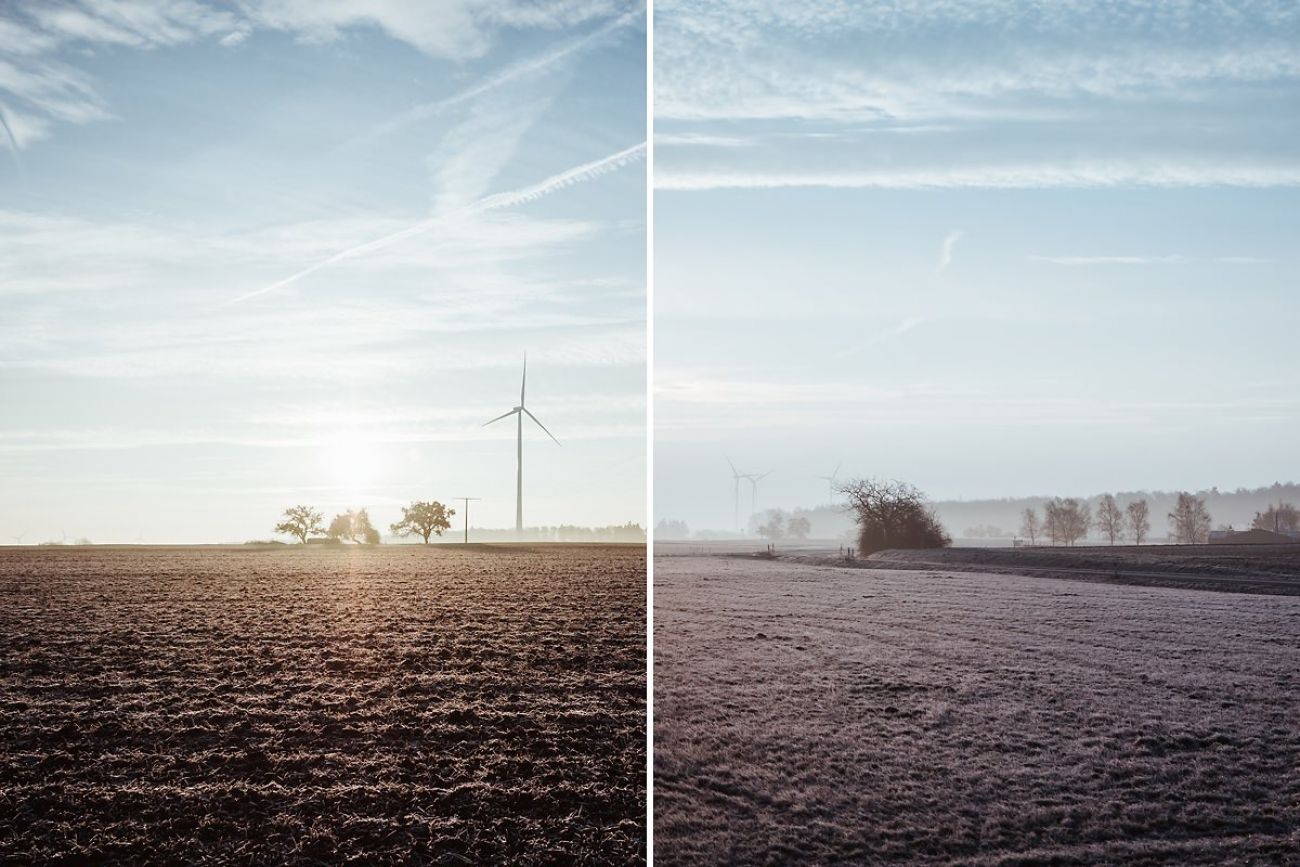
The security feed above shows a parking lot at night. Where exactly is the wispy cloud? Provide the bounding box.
[0,1,637,150]
[1029,254,1272,266]
[656,162,1300,191]
[656,0,1300,191]
[355,6,641,149]
[221,142,646,306]
[935,230,963,275]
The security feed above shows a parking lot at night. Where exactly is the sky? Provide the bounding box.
[654,0,1300,532]
[0,0,646,544]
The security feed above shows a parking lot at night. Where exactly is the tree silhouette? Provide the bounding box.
[328,508,380,544]
[390,501,456,544]
[1169,493,1211,544]
[274,505,325,544]
[1019,507,1041,545]
[1126,499,1150,545]
[1096,494,1124,545]
[837,478,950,555]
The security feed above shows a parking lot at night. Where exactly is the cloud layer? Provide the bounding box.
[655,0,1300,189]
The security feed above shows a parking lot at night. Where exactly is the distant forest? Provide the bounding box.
[659,482,1300,543]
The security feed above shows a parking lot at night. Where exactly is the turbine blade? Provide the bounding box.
[482,408,519,427]
[520,352,527,406]
[523,408,560,445]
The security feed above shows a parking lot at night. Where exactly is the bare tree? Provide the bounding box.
[787,515,812,540]
[1045,498,1090,546]
[274,505,325,544]
[837,478,950,554]
[1095,494,1124,546]
[757,511,786,540]
[1168,492,1211,544]
[1019,507,1041,545]
[329,508,381,544]
[1252,502,1300,534]
[390,501,456,544]
[1126,499,1150,545]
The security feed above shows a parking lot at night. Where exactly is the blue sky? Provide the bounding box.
[0,0,645,543]
[655,0,1300,531]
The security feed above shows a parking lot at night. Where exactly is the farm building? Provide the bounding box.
[1208,527,1299,545]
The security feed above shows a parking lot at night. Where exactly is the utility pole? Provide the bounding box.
[454,497,481,544]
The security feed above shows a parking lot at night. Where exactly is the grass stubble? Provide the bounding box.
[654,555,1300,865]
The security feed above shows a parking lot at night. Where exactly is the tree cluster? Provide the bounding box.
[275,501,456,545]
[1020,495,1152,546]
[836,478,950,555]
[1252,502,1299,534]
[754,510,811,541]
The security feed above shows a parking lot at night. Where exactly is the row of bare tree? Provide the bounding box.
[274,502,455,545]
[1019,492,1211,546]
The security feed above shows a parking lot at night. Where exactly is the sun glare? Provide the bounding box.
[317,431,385,500]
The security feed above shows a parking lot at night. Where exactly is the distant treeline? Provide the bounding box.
[462,523,646,543]
[658,481,1300,543]
[933,482,1300,542]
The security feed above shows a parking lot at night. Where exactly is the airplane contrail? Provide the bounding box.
[220,141,646,308]
[0,104,24,172]
[350,6,643,150]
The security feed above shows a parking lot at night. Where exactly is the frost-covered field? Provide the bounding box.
[654,556,1300,865]
[0,545,645,865]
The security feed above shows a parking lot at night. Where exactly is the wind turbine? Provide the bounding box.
[9,530,26,545]
[482,354,559,535]
[747,471,771,519]
[816,461,842,503]
[726,457,749,532]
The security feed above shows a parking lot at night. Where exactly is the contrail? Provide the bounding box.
[350,7,643,149]
[220,141,646,307]
[935,230,963,275]
[0,104,23,172]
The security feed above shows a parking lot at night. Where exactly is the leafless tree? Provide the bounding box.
[787,516,812,540]
[1045,498,1090,546]
[1019,507,1041,545]
[1168,492,1211,544]
[1126,499,1150,545]
[1252,502,1299,534]
[274,505,325,544]
[836,478,950,555]
[1096,494,1124,546]
[757,511,786,540]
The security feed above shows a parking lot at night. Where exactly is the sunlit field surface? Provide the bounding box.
[655,555,1300,865]
[0,545,645,864]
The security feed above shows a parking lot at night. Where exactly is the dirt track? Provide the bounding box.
[0,545,646,865]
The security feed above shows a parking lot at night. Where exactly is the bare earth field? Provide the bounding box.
[654,555,1300,865]
[0,544,645,865]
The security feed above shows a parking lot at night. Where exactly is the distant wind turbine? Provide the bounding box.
[816,461,842,503]
[726,457,749,532]
[747,471,771,519]
[482,354,559,534]
[10,530,26,545]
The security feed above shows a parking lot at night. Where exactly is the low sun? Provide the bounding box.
[317,431,384,500]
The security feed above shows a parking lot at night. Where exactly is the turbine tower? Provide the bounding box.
[816,461,842,503]
[482,354,560,535]
[726,458,748,532]
[747,470,771,519]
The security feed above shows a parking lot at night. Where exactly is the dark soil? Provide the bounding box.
[0,545,645,865]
